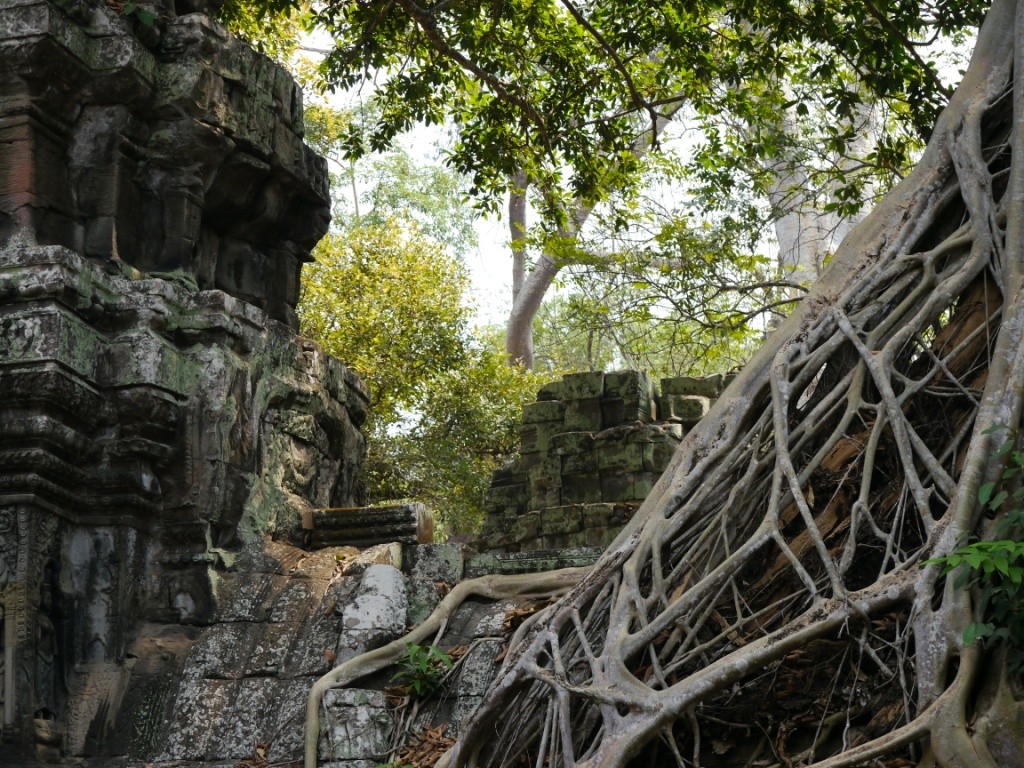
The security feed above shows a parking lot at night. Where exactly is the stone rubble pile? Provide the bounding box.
[126,542,529,768]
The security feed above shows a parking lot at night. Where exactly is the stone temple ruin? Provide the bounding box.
[475,370,729,555]
[0,3,727,765]
[0,0,369,760]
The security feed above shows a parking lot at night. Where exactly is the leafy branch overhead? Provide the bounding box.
[294,0,981,219]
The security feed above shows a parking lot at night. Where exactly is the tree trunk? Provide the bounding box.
[503,109,676,369]
[770,97,878,291]
[505,204,594,368]
[450,1,1024,764]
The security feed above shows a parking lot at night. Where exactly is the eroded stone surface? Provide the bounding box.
[337,564,408,660]
[319,689,393,763]
[0,0,329,328]
[0,0,367,759]
[476,370,732,552]
[155,548,360,764]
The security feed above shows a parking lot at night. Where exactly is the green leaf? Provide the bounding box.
[964,551,985,569]
[963,622,993,645]
[989,490,1009,510]
[979,481,996,506]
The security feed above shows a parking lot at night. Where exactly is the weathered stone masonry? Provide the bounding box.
[0,0,326,329]
[0,0,371,761]
[476,370,729,553]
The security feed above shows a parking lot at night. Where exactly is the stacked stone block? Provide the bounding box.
[477,370,730,552]
[311,503,433,548]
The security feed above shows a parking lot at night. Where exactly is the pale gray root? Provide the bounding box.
[431,2,1024,767]
[305,1,1024,765]
[303,567,589,768]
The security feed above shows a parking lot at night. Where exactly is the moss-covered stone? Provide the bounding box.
[522,399,564,424]
[565,397,603,430]
[561,371,606,400]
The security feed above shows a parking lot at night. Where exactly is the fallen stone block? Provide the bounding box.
[522,399,564,423]
[464,547,605,577]
[319,689,393,762]
[560,473,602,504]
[564,397,603,430]
[659,393,711,424]
[337,564,408,658]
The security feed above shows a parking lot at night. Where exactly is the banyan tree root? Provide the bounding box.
[303,568,590,768]
[420,2,1024,767]
[306,2,1024,765]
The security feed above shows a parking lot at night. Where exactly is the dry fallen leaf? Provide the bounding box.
[395,722,455,768]
[445,644,469,663]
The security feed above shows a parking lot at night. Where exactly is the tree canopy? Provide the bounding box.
[308,0,980,219]
[299,222,470,426]
[224,0,987,370]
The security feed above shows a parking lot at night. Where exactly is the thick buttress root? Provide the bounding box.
[437,2,1024,767]
[308,2,1024,766]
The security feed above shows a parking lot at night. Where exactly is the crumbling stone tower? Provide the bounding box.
[0,0,368,759]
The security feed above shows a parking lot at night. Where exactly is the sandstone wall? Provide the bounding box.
[0,0,327,328]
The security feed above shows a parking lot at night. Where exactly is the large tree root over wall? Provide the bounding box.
[307,1,1024,765]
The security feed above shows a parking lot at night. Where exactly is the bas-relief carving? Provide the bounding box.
[33,561,65,762]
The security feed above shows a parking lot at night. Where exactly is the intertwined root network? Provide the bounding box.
[307,3,1024,767]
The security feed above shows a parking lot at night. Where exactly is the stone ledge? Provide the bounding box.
[464,547,604,578]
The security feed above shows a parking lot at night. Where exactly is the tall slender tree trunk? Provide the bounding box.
[502,111,677,369]
[770,98,879,291]
[505,203,594,368]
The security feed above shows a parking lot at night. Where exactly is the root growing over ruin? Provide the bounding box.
[304,568,589,768]
[309,1,1024,765]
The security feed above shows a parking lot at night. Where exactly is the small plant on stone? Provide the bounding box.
[390,642,453,697]
[120,1,158,26]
